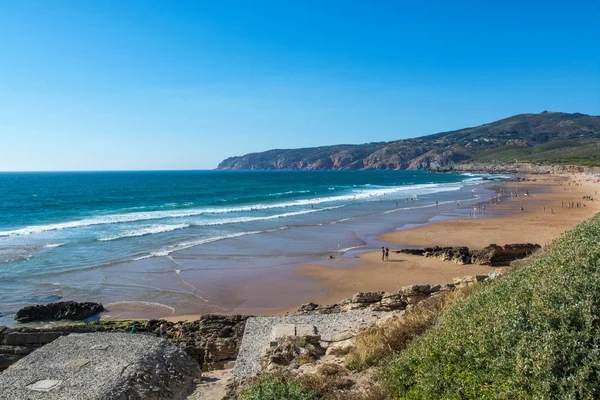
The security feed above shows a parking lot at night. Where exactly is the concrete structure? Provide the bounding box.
[0,332,201,399]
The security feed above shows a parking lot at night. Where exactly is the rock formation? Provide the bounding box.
[397,243,541,265]
[0,315,248,373]
[14,301,105,322]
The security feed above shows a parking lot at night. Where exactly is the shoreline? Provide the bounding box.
[160,172,600,322]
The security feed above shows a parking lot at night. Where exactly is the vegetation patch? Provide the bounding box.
[346,286,476,371]
[383,213,600,399]
[239,375,316,400]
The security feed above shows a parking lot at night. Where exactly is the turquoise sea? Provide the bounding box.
[0,170,501,325]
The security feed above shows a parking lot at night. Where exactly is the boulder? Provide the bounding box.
[263,335,326,371]
[400,284,430,296]
[373,293,407,311]
[14,301,105,322]
[453,275,487,288]
[351,292,384,304]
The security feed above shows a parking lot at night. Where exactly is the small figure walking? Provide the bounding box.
[381,246,385,261]
[385,247,389,261]
[159,323,168,340]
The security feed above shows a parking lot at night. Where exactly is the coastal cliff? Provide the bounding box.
[217,111,600,171]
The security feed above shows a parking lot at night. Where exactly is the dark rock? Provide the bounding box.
[0,345,32,355]
[398,243,540,266]
[396,248,426,256]
[471,243,541,265]
[0,353,22,370]
[424,246,471,264]
[14,301,105,322]
[4,331,66,346]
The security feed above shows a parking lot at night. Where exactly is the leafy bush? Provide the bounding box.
[239,376,316,400]
[383,213,600,399]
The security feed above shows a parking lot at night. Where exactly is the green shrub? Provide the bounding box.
[383,213,600,399]
[239,376,316,400]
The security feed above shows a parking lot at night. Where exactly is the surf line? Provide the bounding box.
[165,255,211,303]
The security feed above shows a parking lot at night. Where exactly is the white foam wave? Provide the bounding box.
[98,224,190,242]
[149,224,298,258]
[104,301,176,314]
[0,181,475,237]
[44,243,64,248]
[188,206,343,228]
[150,230,265,257]
[267,190,310,197]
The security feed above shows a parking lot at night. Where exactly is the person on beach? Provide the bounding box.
[385,247,389,260]
[159,323,168,340]
[382,246,385,261]
[175,324,183,339]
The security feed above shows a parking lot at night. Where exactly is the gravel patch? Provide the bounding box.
[233,309,392,378]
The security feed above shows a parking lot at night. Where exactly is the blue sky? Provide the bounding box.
[1,0,598,171]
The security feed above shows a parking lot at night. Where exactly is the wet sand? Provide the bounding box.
[163,173,600,322]
[291,174,600,310]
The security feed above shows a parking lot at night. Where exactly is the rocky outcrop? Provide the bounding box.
[0,315,249,373]
[423,246,471,264]
[470,243,541,265]
[397,243,540,266]
[14,301,105,322]
[292,283,452,316]
[174,315,249,371]
[264,335,326,372]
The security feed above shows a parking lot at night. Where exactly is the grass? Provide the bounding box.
[238,370,387,400]
[475,139,600,166]
[238,375,316,400]
[383,212,600,399]
[346,287,476,371]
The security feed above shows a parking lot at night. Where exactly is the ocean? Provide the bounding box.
[0,170,501,325]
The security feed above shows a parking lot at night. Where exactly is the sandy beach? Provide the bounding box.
[162,173,600,322]
[292,173,600,309]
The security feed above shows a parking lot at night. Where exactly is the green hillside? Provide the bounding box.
[383,212,600,399]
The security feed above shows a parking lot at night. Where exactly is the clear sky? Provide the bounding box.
[1,0,599,171]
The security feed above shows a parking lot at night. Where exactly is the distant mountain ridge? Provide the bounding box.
[216,112,600,171]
